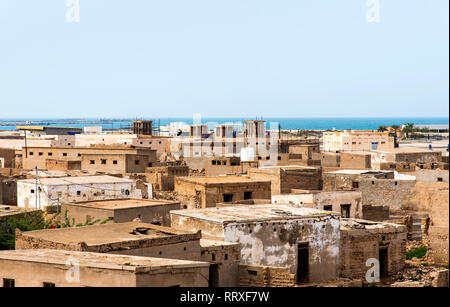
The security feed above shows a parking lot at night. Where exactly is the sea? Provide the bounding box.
[0,117,448,131]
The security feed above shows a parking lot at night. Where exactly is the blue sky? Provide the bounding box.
[0,0,448,118]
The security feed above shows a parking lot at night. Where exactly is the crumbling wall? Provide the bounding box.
[395,152,442,164]
[145,166,189,191]
[400,182,449,265]
[339,224,407,279]
[15,229,85,251]
[380,162,416,172]
[322,173,359,191]
[0,148,16,168]
[359,178,416,210]
[248,167,322,195]
[200,240,241,287]
[223,216,340,282]
[239,265,295,287]
[412,169,449,183]
[362,205,390,221]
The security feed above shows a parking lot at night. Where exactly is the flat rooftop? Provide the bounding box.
[19,222,199,247]
[0,249,209,271]
[341,151,373,155]
[326,169,392,175]
[67,198,179,210]
[375,148,443,154]
[171,203,340,224]
[176,175,268,185]
[16,126,82,131]
[258,165,318,170]
[19,175,135,186]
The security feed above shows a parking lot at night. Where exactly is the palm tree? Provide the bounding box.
[390,124,401,147]
[378,126,388,132]
[391,124,400,132]
[403,123,415,138]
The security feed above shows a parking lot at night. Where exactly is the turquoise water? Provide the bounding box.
[0,117,448,131]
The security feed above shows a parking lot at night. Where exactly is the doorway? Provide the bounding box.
[223,194,233,203]
[379,247,388,278]
[340,204,351,218]
[297,243,309,283]
[209,264,219,287]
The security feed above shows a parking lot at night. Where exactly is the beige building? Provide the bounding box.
[323,130,394,152]
[205,157,258,176]
[21,146,157,173]
[61,199,180,226]
[171,204,341,284]
[15,222,241,287]
[340,219,407,280]
[0,249,209,287]
[323,170,416,212]
[74,133,169,159]
[248,165,322,195]
[272,190,363,219]
[145,165,189,191]
[0,134,75,151]
[174,176,271,209]
[15,222,203,260]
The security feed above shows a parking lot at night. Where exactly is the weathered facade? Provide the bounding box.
[15,222,202,260]
[205,157,258,176]
[339,219,407,280]
[0,148,16,168]
[323,170,415,211]
[15,222,240,286]
[174,176,271,209]
[61,199,180,226]
[132,120,153,136]
[272,190,363,219]
[248,166,322,195]
[146,165,189,191]
[21,146,157,173]
[171,204,341,283]
[200,239,241,287]
[0,249,209,287]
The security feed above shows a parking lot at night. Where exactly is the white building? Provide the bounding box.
[17,175,142,209]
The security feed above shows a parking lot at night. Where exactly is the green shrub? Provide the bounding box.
[0,212,46,250]
[406,246,427,260]
[0,210,114,250]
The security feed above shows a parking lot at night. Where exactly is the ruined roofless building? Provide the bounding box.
[132,120,153,136]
